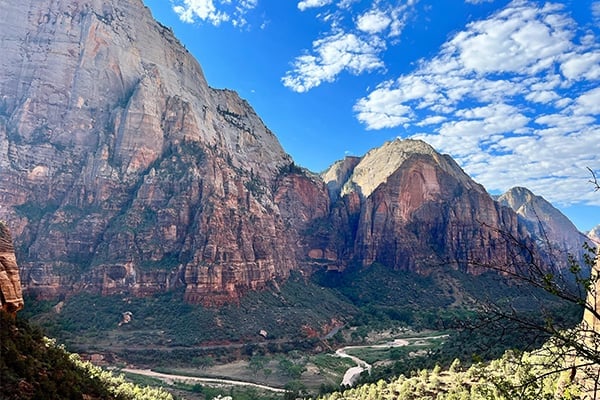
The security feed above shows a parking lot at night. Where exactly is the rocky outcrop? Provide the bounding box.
[0,0,325,304]
[496,187,590,267]
[0,222,23,315]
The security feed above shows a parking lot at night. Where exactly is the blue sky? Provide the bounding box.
[143,0,600,233]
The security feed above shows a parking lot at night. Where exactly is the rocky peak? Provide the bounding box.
[308,140,539,275]
[0,222,23,315]
[329,139,484,200]
[497,186,589,264]
[321,156,361,201]
[588,225,600,244]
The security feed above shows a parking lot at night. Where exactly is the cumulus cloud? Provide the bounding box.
[297,0,334,11]
[356,10,392,34]
[284,1,418,92]
[354,0,600,207]
[172,0,257,26]
[282,32,386,92]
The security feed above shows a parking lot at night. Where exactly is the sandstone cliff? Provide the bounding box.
[0,0,569,305]
[0,222,23,315]
[496,187,590,267]
[316,139,538,274]
[0,0,326,304]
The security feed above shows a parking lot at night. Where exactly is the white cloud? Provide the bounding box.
[560,51,600,81]
[573,86,600,115]
[282,32,386,92]
[465,0,494,4]
[416,116,447,126]
[284,1,418,92]
[448,3,573,75]
[297,0,333,12]
[356,10,391,34]
[525,90,559,104]
[593,2,600,20]
[354,0,600,208]
[172,0,256,26]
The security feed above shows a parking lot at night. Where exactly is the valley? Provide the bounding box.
[20,265,583,398]
[1,0,598,399]
[118,330,449,398]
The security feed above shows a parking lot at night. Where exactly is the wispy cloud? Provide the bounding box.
[282,32,386,92]
[354,0,600,207]
[283,1,419,92]
[297,0,334,12]
[172,0,257,27]
[593,1,600,21]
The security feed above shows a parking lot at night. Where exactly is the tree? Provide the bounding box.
[464,168,600,398]
[248,354,266,376]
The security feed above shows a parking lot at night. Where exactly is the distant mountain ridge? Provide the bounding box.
[0,0,588,305]
[496,187,589,267]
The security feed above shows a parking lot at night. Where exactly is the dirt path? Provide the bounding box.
[121,368,287,393]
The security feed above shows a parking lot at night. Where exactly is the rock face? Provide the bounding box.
[496,187,590,267]
[0,0,325,304]
[588,225,600,245]
[0,0,572,304]
[0,222,24,315]
[315,139,538,274]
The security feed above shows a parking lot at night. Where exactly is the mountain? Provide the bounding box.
[588,224,600,244]
[0,0,572,306]
[0,0,328,304]
[316,139,537,274]
[496,187,590,266]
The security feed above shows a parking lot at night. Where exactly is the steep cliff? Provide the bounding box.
[497,187,590,267]
[0,0,325,304]
[0,0,570,305]
[0,222,23,315]
[316,139,537,274]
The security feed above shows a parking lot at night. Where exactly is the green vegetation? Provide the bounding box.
[24,272,357,365]
[0,310,172,400]
[318,343,584,400]
[14,201,59,223]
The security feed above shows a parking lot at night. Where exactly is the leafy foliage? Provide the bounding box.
[0,310,172,400]
[318,344,583,400]
[25,273,357,366]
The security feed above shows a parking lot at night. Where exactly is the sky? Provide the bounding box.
[142,0,600,233]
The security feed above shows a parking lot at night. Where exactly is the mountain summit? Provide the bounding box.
[316,138,537,274]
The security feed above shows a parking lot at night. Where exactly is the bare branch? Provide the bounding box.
[588,167,600,192]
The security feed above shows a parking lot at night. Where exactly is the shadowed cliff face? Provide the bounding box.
[0,0,327,304]
[497,187,589,267]
[0,222,23,315]
[317,139,540,274]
